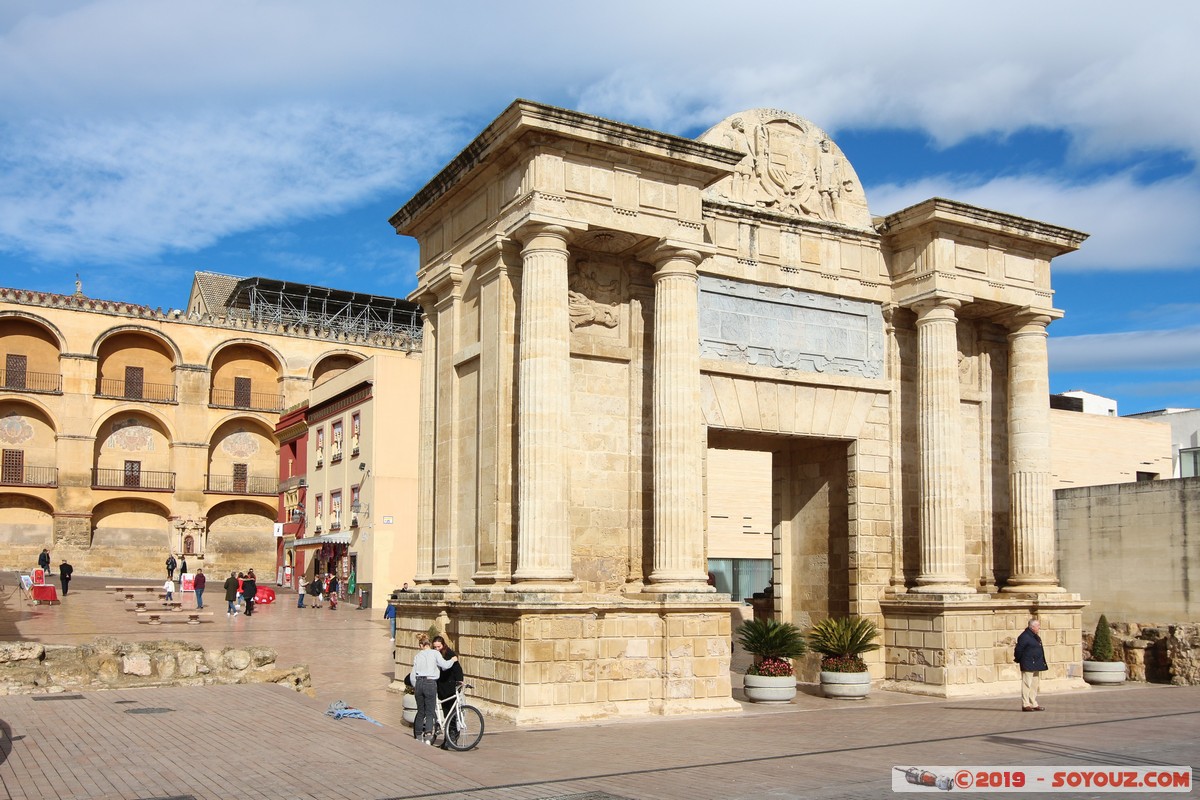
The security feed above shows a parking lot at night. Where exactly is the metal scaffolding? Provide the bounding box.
[223,277,422,346]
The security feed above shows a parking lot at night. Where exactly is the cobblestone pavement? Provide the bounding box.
[1,573,1197,799]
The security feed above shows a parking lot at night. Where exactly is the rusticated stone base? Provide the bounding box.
[0,637,312,696]
[390,593,741,724]
[880,592,1088,698]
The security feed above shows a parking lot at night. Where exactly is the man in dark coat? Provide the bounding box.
[58,560,73,596]
[1014,618,1048,711]
[38,548,51,574]
[223,571,239,616]
[165,554,177,581]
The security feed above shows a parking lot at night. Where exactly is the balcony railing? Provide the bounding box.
[0,369,62,394]
[92,467,175,491]
[97,377,177,403]
[0,465,58,487]
[209,387,284,413]
[205,473,278,496]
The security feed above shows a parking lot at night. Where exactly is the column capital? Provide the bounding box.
[1006,307,1060,334]
[908,294,964,321]
[513,221,573,252]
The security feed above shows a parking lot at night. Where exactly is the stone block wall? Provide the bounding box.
[0,637,311,695]
[1085,621,1200,685]
[881,596,1085,697]
[391,599,739,724]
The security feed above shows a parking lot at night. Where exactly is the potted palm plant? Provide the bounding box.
[736,618,807,703]
[1083,614,1126,685]
[808,616,880,699]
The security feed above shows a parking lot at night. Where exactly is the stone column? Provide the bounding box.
[911,297,972,593]
[645,246,710,592]
[510,224,577,590]
[1003,313,1063,592]
[413,295,437,585]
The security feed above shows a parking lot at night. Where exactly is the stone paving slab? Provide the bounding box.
[1,573,1199,798]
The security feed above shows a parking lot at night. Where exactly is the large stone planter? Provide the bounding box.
[820,670,871,699]
[402,692,417,725]
[743,673,797,703]
[1083,660,1127,685]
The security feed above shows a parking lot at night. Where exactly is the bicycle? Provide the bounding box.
[432,681,485,751]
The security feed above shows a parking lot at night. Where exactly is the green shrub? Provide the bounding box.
[1091,614,1116,662]
[736,618,807,677]
[807,616,880,672]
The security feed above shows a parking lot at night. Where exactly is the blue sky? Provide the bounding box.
[1,1,1197,414]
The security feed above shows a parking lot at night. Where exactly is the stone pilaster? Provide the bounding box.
[510,224,578,590]
[645,246,710,592]
[413,294,437,586]
[911,297,971,593]
[1003,313,1062,592]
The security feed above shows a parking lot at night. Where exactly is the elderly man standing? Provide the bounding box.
[1014,618,1048,712]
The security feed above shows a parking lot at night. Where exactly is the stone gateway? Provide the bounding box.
[388,101,1089,723]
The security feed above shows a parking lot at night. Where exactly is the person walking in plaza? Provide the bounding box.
[179,555,188,577]
[242,570,257,617]
[383,601,396,641]
[327,573,339,610]
[165,554,177,581]
[308,576,322,608]
[433,635,464,749]
[224,571,239,615]
[58,560,73,596]
[1014,618,1048,712]
[296,574,307,608]
[193,568,206,609]
[411,633,457,745]
[38,548,51,575]
[163,577,174,602]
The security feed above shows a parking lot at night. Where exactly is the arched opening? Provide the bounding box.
[95,329,177,402]
[205,499,277,572]
[0,316,62,393]
[92,411,173,490]
[92,496,171,550]
[312,352,364,388]
[0,400,58,487]
[206,417,278,495]
[210,343,284,413]
[0,493,55,549]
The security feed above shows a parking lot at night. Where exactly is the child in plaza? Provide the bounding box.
[163,577,174,601]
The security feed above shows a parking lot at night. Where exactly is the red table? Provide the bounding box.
[31,585,59,604]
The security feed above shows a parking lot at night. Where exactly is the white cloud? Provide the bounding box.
[1050,326,1200,372]
[0,106,461,262]
[866,172,1200,271]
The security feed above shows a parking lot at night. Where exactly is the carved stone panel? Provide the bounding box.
[698,276,884,378]
[697,109,871,230]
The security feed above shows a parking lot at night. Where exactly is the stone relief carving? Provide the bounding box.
[0,413,34,445]
[221,428,260,459]
[106,417,154,452]
[568,260,621,332]
[697,109,871,230]
[698,276,884,378]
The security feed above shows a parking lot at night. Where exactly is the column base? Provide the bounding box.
[910,582,975,595]
[1001,581,1065,594]
[505,580,583,594]
[641,581,715,595]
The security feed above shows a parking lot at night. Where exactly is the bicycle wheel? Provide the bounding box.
[444,704,484,751]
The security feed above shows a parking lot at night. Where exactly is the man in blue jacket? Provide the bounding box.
[1014,618,1048,711]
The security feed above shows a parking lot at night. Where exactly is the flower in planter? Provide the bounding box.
[737,618,807,678]
[807,616,880,672]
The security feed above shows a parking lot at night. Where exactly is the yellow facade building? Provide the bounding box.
[0,273,419,580]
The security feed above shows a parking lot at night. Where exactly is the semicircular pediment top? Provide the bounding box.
[697,109,871,230]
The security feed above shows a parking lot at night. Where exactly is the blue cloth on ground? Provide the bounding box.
[325,700,383,726]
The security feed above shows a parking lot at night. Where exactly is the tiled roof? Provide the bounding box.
[193,271,243,313]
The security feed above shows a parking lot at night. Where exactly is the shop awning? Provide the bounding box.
[285,532,353,549]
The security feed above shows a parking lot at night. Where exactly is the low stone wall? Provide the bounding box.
[1083,622,1200,685]
[0,637,312,696]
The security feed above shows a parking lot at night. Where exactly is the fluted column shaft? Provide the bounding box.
[912,298,972,593]
[1004,314,1062,592]
[646,247,709,591]
[414,302,437,585]
[511,225,576,588]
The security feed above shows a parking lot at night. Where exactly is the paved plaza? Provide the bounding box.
[0,574,1197,799]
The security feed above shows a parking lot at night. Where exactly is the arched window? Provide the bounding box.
[183,535,195,555]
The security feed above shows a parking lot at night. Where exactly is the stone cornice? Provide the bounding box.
[877,198,1088,255]
[390,99,742,235]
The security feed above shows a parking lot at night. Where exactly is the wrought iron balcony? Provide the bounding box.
[92,467,175,491]
[96,377,177,403]
[205,473,278,496]
[209,387,284,413]
[0,369,62,394]
[0,465,58,487]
